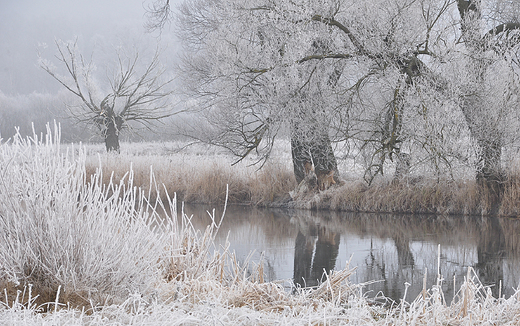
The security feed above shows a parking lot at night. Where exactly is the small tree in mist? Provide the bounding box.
[39,39,174,152]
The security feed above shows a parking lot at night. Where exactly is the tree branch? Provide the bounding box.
[145,0,171,32]
[486,22,520,37]
[311,14,375,59]
[297,53,353,64]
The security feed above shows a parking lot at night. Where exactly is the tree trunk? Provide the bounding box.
[460,98,505,212]
[104,116,123,153]
[291,122,339,186]
[457,0,505,211]
[104,122,120,153]
[309,130,338,177]
[291,134,312,185]
[476,138,504,213]
[476,138,503,183]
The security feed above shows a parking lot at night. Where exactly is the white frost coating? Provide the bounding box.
[0,123,170,304]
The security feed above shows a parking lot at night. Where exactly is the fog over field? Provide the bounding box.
[0,0,181,141]
[1,0,181,94]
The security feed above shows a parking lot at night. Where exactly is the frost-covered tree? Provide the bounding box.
[168,0,350,184]
[455,0,520,191]
[149,0,520,190]
[150,0,455,185]
[39,40,174,152]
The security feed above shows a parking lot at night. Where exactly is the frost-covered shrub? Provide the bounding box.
[0,124,171,305]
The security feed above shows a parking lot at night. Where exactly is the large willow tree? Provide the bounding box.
[455,0,520,199]
[149,0,520,191]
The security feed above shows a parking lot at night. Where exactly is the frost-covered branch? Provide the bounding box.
[145,0,172,32]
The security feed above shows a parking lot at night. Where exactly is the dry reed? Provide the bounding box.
[84,143,296,206]
[83,141,520,216]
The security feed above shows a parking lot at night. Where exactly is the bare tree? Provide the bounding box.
[39,39,174,152]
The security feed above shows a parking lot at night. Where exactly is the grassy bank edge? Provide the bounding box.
[86,159,520,218]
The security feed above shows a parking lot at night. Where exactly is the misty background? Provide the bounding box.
[0,0,181,142]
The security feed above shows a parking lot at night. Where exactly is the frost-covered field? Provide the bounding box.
[2,127,520,325]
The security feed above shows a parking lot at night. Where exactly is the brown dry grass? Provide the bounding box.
[0,281,93,312]
[323,178,482,215]
[247,163,296,205]
[85,157,296,206]
[84,144,520,217]
[296,170,520,217]
[499,173,520,216]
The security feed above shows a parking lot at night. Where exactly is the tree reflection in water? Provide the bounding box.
[182,204,520,303]
[293,223,340,288]
[476,216,506,297]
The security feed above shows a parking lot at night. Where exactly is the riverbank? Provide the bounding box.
[84,141,520,217]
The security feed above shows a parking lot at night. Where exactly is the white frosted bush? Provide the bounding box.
[0,124,171,304]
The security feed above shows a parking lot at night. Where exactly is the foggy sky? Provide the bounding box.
[0,0,178,95]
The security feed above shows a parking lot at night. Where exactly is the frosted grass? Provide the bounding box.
[3,267,520,325]
[2,126,520,324]
[0,124,171,306]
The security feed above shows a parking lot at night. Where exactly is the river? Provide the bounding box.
[182,204,520,304]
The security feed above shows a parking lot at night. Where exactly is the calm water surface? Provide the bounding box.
[182,204,520,303]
